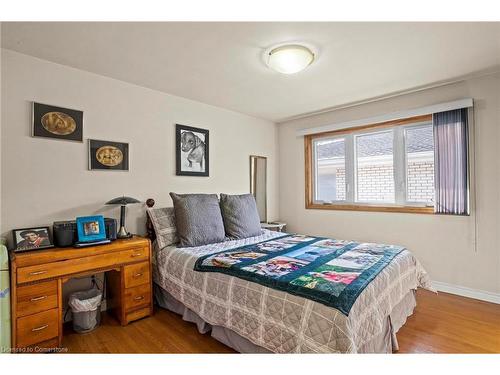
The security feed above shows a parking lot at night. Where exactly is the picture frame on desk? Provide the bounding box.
[76,215,107,243]
[12,226,54,252]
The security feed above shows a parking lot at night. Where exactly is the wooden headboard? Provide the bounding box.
[145,198,156,241]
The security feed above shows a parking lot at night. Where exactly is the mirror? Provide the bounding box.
[250,155,267,223]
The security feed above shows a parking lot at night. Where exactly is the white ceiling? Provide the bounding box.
[2,22,499,122]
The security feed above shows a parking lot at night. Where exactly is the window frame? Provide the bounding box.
[304,114,435,214]
[312,134,348,203]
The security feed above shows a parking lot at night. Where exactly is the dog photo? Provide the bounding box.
[88,139,129,171]
[176,124,209,176]
[32,102,83,142]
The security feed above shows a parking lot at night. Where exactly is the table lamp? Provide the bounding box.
[105,196,141,239]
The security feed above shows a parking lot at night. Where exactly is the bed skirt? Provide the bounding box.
[153,283,417,353]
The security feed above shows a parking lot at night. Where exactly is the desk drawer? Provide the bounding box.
[120,247,149,263]
[17,308,59,348]
[17,252,122,283]
[125,306,150,324]
[123,262,150,288]
[17,280,58,317]
[123,284,151,311]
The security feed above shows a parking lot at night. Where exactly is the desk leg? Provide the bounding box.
[57,278,63,347]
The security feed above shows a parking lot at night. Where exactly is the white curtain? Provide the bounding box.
[433,108,469,215]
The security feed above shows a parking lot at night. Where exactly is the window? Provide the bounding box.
[355,131,394,203]
[405,125,435,203]
[314,137,346,202]
[305,115,435,214]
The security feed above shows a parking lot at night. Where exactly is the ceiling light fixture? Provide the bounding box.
[265,44,315,75]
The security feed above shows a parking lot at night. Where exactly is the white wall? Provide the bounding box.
[1,49,278,240]
[278,72,500,296]
[0,26,2,239]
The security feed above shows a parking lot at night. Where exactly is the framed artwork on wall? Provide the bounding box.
[32,102,83,142]
[176,124,209,177]
[88,139,129,171]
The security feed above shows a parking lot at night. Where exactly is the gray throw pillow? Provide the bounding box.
[219,193,262,239]
[169,193,226,247]
[146,207,178,249]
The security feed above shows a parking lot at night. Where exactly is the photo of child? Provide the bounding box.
[83,221,100,235]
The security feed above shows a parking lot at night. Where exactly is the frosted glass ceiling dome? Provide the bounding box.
[265,44,315,74]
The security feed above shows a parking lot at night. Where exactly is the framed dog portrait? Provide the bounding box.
[32,102,83,142]
[88,139,129,171]
[12,226,54,253]
[176,124,209,176]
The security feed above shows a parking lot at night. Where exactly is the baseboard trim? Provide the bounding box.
[432,281,500,304]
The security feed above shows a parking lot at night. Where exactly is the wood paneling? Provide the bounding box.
[62,290,500,354]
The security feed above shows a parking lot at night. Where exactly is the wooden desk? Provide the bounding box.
[9,236,153,350]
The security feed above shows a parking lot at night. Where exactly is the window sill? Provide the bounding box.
[305,202,434,214]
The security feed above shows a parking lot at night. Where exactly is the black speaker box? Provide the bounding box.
[53,218,117,247]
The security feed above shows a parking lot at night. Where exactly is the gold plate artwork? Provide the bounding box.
[41,111,77,135]
[96,146,124,167]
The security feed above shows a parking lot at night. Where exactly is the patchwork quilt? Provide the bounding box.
[194,235,404,316]
[153,230,432,353]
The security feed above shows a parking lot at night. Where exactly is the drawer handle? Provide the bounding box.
[134,296,144,301]
[131,253,142,258]
[30,295,48,302]
[29,270,47,276]
[134,273,143,278]
[31,324,49,332]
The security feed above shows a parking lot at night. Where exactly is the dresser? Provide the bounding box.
[9,236,153,350]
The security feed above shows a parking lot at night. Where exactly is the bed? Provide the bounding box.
[147,201,432,353]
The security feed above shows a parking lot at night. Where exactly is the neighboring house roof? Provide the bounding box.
[317,126,433,159]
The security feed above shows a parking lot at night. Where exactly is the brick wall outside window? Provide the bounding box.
[356,164,394,201]
[407,161,434,202]
[319,160,434,202]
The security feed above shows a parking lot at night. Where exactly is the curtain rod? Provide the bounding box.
[296,98,473,136]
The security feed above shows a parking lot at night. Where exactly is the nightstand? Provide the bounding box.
[261,222,287,232]
[9,236,153,350]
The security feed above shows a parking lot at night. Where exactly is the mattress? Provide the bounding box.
[152,230,432,353]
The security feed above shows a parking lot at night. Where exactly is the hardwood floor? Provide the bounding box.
[63,289,500,353]
[397,290,500,353]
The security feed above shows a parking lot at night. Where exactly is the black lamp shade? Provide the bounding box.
[105,196,140,239]
[105,196,140,205]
